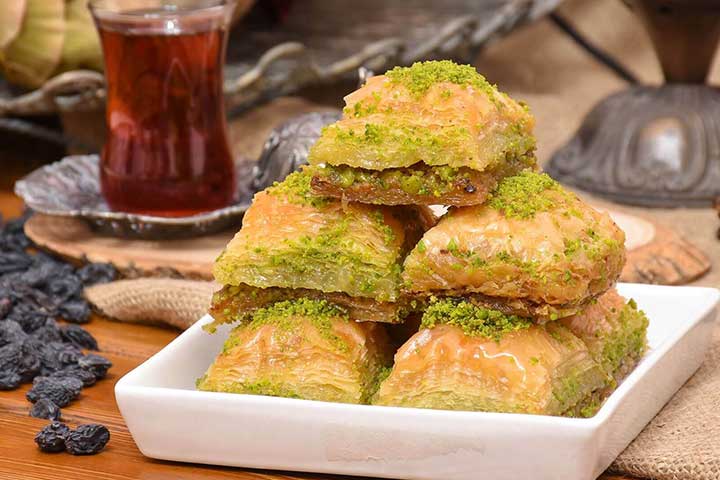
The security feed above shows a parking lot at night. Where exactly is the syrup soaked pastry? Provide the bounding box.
[307,60,536,206]
[206,284,424,333]
[402,171,626,321]
[561,289,648,385]
[373,299,609,416]
[213,170,433,303]
[197,299,393,404]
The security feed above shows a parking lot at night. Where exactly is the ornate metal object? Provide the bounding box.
[252,111,341,191]
[14,155,254,239]
[546,85,720,207]
[546,0,720,207]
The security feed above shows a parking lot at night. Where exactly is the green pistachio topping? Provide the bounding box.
[324,121,476,158]
[385,60,497,98]
[267,170,331,209]
[250,298,348,324]
[230,298,351,353]
[421,298,532,341]
[488,171,567,219]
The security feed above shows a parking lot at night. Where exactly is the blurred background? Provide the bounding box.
[2,0,719,284]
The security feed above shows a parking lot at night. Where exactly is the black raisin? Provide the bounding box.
[0,371,21,390]
[57,299,91,324]
[26,376,83,407]
[77,263,116,286]
[47,275,83,303]
[21,261,69,288]
[18,338,42,382]
[34,422,70,453]
[6,297,56,330]
[50,366,97,387]
[39,342,82,374]
[31,320,63,343]
[0,251,32,275]
[0,342,21,372]
[65,424,110,455]
[77,354,112,379]
[0,319,27,346]
[0,295,12,319]
[30,397,61,421]
[60,325,98,351]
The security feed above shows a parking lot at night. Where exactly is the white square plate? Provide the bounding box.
[116,283,719,480]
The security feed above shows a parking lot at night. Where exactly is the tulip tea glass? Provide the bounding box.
[90,0,237,217]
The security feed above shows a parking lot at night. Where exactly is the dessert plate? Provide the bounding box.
[115,283,719,480]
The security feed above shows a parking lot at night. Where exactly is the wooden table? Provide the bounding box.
[0,175,636,480]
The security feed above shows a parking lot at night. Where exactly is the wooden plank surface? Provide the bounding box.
[0,184,637,480]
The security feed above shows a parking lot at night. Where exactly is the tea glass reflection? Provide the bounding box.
[89,0,237,217]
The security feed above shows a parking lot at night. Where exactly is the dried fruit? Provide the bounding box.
[39,342,82,374]
[60,325,98,351]
[49,366,97,387]
[0,342,22,373]
[11,307,52,334]
[0,371,21,390]
[18,338,41,381]
[0,319,27,346]
[0,251,32,274]
[1,214,113,457]
[26,376,83,407]
[30,397,61,421]
[34,422,70,453]
[65,424,110,455]
[31,320,63,343]
[58,298,91,324]
[76,263,116,286]
[77,354,112,379]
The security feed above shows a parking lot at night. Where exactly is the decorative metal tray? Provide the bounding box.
[14,111,340,240]
[0,0,558,120]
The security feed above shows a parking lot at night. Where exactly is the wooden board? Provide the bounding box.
[25,209,711,286]
[24,214,232,280]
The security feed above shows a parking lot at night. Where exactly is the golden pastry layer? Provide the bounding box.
[402,171,626,318]
[213,171,433,302]
[307,61,536,206]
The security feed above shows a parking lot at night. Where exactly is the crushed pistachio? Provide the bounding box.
[385,60,497,98]
[488,171,567,219]
[268,170,331,209]
[234,379,301,399]
[315,163,475,197]
[416,240,427,254]
[421,298,532,341]
[243,298,350,353]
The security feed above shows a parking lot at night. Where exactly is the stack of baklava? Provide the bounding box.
[198,60,648,417]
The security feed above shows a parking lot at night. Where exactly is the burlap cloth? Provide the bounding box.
[85,0,720,478]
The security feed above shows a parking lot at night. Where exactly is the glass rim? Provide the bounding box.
[89,0,233,18]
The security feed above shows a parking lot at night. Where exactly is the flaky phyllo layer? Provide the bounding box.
[205,283,423,333]
[561,289,648,384]
[213,171,432,302]
[374,292,647,416]
[373,299,607,415]
[402,171,626,320]
[309,61,535,171]
[197,299,393,404]
[307,61,537,206]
